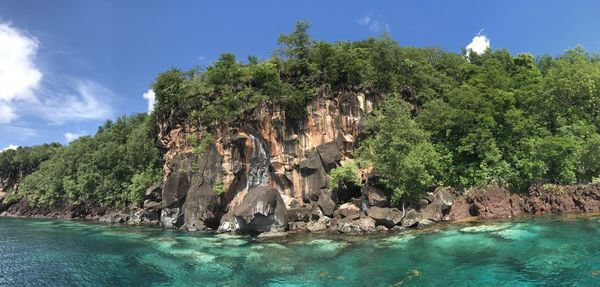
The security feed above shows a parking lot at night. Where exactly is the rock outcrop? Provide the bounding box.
[155,90,382,232]
[444,183,600,222]
[218,186,287,234]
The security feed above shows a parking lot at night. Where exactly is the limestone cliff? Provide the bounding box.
[155,89,382,231]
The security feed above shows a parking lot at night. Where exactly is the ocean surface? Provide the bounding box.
[1,216,600,286]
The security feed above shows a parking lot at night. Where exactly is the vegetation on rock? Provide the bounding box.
[328,160,361,192]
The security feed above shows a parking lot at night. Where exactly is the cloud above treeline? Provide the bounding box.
[142,89,155,113]
[466,32,491,55]
[0,144,19,153]
[64,132,85,143]
[358,15,390,33]
[0,21,113,126]
[0,22,41,123]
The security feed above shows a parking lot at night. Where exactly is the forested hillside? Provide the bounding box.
[2,114,162,208]
[0,143,62,193]
[3,21,600,211]
[153,21,600,203]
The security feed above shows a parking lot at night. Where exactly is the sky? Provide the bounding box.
[2,0,600,151]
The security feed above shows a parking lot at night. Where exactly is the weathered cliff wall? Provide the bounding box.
[155,89,383,231]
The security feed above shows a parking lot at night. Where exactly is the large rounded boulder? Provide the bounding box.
[218,186,288,234]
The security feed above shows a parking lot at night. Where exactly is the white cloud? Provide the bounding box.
[358,15,390,33]
[142,89,155,113]
[0,103,18,124]
[34,79,113,125]
[0,21,113,127]
[466,34,491,55]
[0,144,18,153]
[0,22,42,103]
[64,132,84,143]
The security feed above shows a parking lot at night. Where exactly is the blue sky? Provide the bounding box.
[1,0,600,150]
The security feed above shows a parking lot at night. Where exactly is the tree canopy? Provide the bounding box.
[13,114,163,207]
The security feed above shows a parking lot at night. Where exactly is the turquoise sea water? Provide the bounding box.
[1,216,600,286]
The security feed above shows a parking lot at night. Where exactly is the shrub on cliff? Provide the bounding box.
[329,160,361,192]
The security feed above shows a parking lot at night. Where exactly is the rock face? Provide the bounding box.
[443,184,600,221]
[218,186,288,234]
[156,90,382,231]
[525,184,600,214]
[470,187,516,219]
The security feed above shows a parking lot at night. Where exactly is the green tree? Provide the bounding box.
[358,97,445,203]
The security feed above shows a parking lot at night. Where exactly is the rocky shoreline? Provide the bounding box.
[4,183,600,237]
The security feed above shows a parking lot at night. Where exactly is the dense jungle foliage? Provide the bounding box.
[2,114,163,207]
[0,143,63,190]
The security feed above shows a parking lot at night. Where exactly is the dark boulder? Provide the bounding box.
[317,190,336,217]
[316,141,342,172]
[363,185,389,207]
[144,182,162,202]
[400,209,421,227]
[420,187,455,222]
[336,203,363,220]
[218,186,288,234]
[368,206,403,228]
[299,150,329,202]
[287,207,313,222]
[143,200,161,210]
[162,158,191,208]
